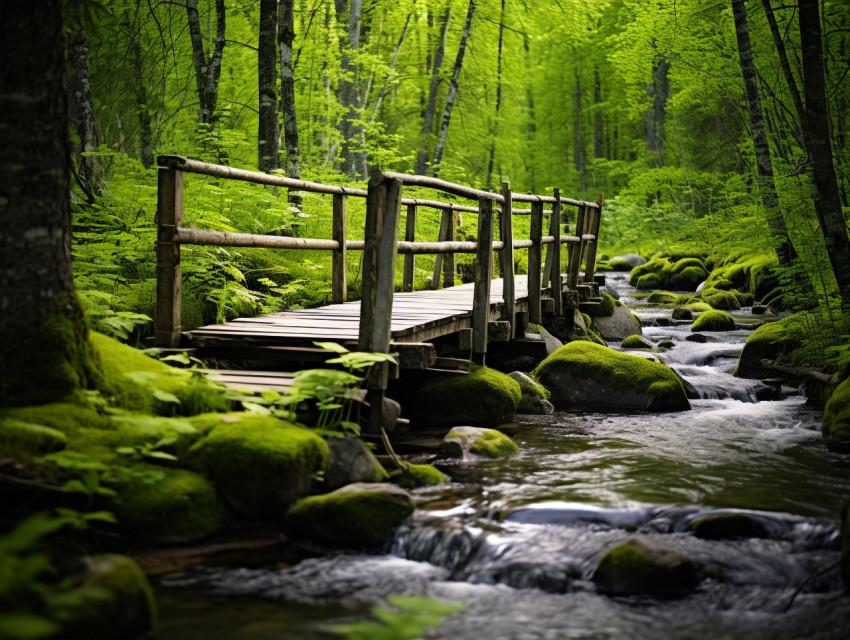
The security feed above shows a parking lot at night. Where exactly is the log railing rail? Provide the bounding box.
[155,154,603,419]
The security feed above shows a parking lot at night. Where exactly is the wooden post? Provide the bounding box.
[360,169,403,435]
[443,209,456,288]
[528,200,544,324]
[568,204,587,290]
[472,198,494,365]
[402,203,416,292]
[499,181,516,339]
[583,195,604,283]
[332,193,347,304]
[550,189,563,316]
[155,163,183,348]
[431,207,452,289]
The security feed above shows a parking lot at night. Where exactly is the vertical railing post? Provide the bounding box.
[332,193,347,304]
[568,204,587,291]
[550,189,563,316]
[583,195,605,283]
[472,198,494,365]
[528,200,544,324]
[431,207,452,289]
[360,169,403,436]
[443,208,456,288]
[402,203,416,292]
[155,160,183,348]
[499,181,516,339]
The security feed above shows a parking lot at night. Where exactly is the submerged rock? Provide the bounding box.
[534,342,690,412]
[324,436,388,490]
[688,513,770,540]
[686,333,707,343]
[691,310,735,332]
[672,308,693,321]
[508,371,554,415]
[442,426,519,458]
[592,536,700,597]
[823,377,850,453]
[593,305,643,341]
[284,483,415,548]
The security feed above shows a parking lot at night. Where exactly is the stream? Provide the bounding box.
[156,272,850,639]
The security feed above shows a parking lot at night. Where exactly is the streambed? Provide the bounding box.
[156,273,850,639]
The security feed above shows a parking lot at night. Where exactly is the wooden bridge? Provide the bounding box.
[154,155,604,433]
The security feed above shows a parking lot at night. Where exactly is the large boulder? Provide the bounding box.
[284,483,415,548]
[533,342,690,412]
[442,426,519,458]
[413,366,521,428]
[609,253,647,269]
[189,414,329,519]
[508,371,554,415]
[823,377,850,453]
[592,537,700,597]
[593,305,642,341]
[735,314,806,379]
[691,310,735,332]
[324,436,388,490]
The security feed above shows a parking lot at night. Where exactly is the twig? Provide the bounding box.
[380,427,405,471]
[783,558,842,612]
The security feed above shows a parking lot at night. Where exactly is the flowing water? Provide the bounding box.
[156,272,850,639]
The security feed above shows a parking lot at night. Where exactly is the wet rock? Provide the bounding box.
[592,536,700,598]
[672,308,693,321]
[691,310,735,332]
[605,285,621,300]
[841,502,850,590]
[688,513,770,540]
[658,340,676,349]
[823,377,850,453]
[609,253,647,269]
[752,304,768,315]
[534,342,690,412]
[593,305,642,341]
[284,483,415,549]
[622,335,653,350]
[672,370,700,400]
[735,314,806,379]
[324,436,388,490]
[753,383,784,402]
[508,371,554,415]
[654,317,672,327]
[686,334,707,343]
[647,291,684,305]
[442,426,519,458]
[414,367,521,428]
[389,463,448,489]
[534,325,564,356]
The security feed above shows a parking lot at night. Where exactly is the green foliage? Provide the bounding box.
[330,596,465,640]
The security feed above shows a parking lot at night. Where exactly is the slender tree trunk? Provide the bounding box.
[186,0,226,125]
[258,0,280,172]
[129,38,154,169]
[336,0,363,178]
[761,0,806,144]
[416,6,451,174]
[594,68,604,159]
[0,0,99,406]
[798,0,850,309]
[574,71,587,192]
[279,0,300,181]
[67,28,102,197]
[731,0,795,266]
[486,0,506,188]
[371,12,412,120]
[431,0,475,177]
[646,55,669,166]
[524,36,537,191]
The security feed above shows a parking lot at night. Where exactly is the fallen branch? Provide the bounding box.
[760,359,840,384]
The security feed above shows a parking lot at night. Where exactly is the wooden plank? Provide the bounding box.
[402,203,416,292]
[499,181,516,339]
[332,193,347,303]
[155,166,183,348]
[472,198,494,365]
[528,200,544,324]
[583,194,604,283]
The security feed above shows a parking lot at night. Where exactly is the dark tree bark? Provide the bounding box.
[646,55,669,166]
[761,0,806,144]
[67,28,103,197]
[731,0,795,266]
[0,0,99,406]
[130,38,154,169]
[486,0,506,188]
[280,0,301,206]
[574,71,587,192]
[594,68,604,159]
[186,0,226,125]
[798,0,850,309]
[431,0,475,177]
[415,6,451,174]
[336,0,364,178]
[258,0,280,173]
[523,36,537,191]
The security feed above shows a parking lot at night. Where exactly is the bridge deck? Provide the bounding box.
[188,275,541,348]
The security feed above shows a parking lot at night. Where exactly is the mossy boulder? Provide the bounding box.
[389,463,448,489]
[324,436,388,490]
[636,272,663,290]
[61,555,156,640]
[734,314,806,379]
[413,366,521,428]
[608,259,635,271]
[609,254,647,269]
[585,293,617,318]
[823,377,850,453]
[733,291,754,307]
[114,465,224,545]
[189,414,329,518]
[508,371,554,415]
[687,513,769,540]
[684,301,712,313]
[622,335,653,350]
[593,305,642,341]
[0,419,67,456]
[572,310,608,345]
[647,291,684,305]
[672,266,707,291]
[442,426,519,458]
[691,310,735,332]
[699,288,741,311]
[671,308,693,321]
[284,483,415,548]
[629,258,670,288]
[533,342,689,412]
[592,537,700,597]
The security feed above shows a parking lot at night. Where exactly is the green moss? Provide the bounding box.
[586,293,617,318]
[673,266,707,290]
[608,259,633,271]
[390,463,448,489]
[734,313,806,378]
[592,538,699,597]
[684,301,712,313]
[647,291,684,305]
[636,272,663,290]
[622,335,653,349]
[700,288,741,311]
[507,371,550,401]
[468,429,519,458]
[414,366,521,428]
[823,377,850,452]
[691,310,735,332]
[732,291,754,306]
[671,257,706,273]
[113,465,224,544]
[0,419,67,456]
[629,258,671,287]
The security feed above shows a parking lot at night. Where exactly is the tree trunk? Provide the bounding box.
[415,6,451,174]
[67,28,102,198]
[431,0,475,178]
[337,0,364,178]
[279,0,300,181]
[574,71,587,192]
[258,0,280,172]
[0,0,100,407]
[798,0,850,309]
[186,0,226,125]
[594,68,604,159]
[646,55,669,166]
[731,0,795,267]
[486,0,506,189]
[130,38,154,169]
[371,12,411,121]
[524,36,537,191]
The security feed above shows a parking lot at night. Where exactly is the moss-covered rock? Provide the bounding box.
[508,371,553,415]
[622,335,654,350]
[284,483,415,548]
[684,301,712,313]
[733,291,754,307]
[691,310,735,332]
[608,259,635,271]
[585,293,617,318]
[593,306,642,342]
[324,436,388,490]
[636,272,663,290]
[687,513,769,540]
[389,463,448,489]
[672,266,707,291]
[699,288,741,311]
[734,314,806,379]
[671,308,693,321]
[114,465,224,544]
[0,419,67,456]
[823,377,850,453]
[61,555,155,640]
[629,258,670,288]
[443,426,519,458]
[592,537,700,597]
[189,414,329,518]
[647,291,684,305]
[533,342,689,412]
[413,366,521,428]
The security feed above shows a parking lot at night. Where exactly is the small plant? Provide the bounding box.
[330,596,465,640]
[115,436,179,463]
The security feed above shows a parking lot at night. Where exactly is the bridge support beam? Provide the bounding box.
[155,161,184,348]
[583,194,605,284]
[472,197,495,365]
[499,181,516,339]
[528,201,544,324]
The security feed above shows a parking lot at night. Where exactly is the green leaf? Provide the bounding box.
[153,389,182,405]
[313,341,350,354]
[144,451,179,461]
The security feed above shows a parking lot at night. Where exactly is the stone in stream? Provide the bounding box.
[323,436,388,490]
[687,513,770,540]
[672,307,694,321]
[609,253,647,269]
[284,483,415,549]
[686,333,708,343]
[593,305,643,341]
[657,340,676,349]
[752,304,768,315]
[605,284,621,300]
[441,426,519,458]
[508,371,554,415]
[735,313,805,379]
[534,342,690,412]
[841,502,850,590]
[691,310,735,332]
[822,377,850,453]
[592,536,700,598]
[621,335,654,350]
